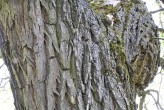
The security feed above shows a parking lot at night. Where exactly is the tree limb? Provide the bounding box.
[147,89,164,110]
[160,57,164,69]
[158,27,164,33]
[159,0,164,4]
[150,8,164,14]
[152,37,164,40]
[139,89,164,110]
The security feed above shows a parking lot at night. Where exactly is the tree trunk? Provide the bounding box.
[0,0,160,110]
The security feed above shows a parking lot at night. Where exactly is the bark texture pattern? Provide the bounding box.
[0,0,160,110]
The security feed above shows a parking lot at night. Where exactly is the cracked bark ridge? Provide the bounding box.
[0,0,160,110]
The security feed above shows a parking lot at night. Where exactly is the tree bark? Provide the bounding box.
[0,0,160,110]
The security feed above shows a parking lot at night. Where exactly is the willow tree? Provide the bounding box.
[0,0,160,110]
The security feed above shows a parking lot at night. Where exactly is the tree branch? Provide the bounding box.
[147,89,164,110]
[160,57,164,69]
[159,0,164,4]
[150,8,164,14]
[152,37,164,40]
[139,90,148,110]
[158,28,164,33]
[139,89,164,110]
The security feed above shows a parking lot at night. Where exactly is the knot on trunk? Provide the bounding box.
[108,1,160,89]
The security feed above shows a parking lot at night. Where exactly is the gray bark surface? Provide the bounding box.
[0,0,160,110]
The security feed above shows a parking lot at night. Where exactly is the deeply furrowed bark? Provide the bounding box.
[0,0,160,110]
